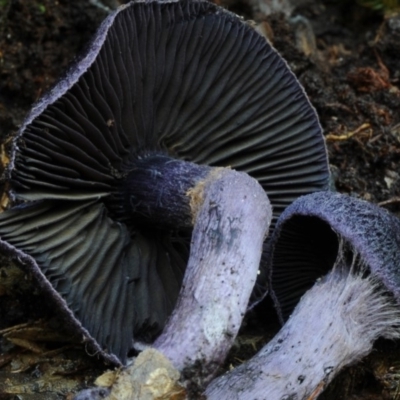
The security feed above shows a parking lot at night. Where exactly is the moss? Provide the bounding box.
[357,0,400,12]
[37,3,46,13]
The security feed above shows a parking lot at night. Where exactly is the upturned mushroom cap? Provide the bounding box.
[265,190,400,321]
[0,0,329,363]
[9,0,328,212]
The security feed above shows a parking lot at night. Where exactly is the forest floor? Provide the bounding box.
[0,0,400,399]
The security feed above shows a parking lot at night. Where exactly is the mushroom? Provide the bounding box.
[206,191,400,399]
[0,0,329,369]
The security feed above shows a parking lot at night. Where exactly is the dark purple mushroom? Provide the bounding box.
[0,0,329,366]
[206,191,400,399]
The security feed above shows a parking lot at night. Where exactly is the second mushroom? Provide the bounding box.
[206,191,400,399]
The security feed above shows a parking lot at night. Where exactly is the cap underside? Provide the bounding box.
[0,200,187,363]
[2,0,329,362]
[12,0,328,214]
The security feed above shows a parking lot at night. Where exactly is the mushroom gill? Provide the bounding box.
[0,0,329,364]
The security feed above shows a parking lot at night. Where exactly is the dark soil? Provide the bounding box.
[1,0,400,399]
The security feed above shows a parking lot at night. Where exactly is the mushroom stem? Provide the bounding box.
[96,168,271,398]
[123,154,212,228]
[153,168,271,378]
[205,264,400,399]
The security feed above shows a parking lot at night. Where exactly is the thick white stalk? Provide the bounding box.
[155,168,271,375]
[105,168,271,400]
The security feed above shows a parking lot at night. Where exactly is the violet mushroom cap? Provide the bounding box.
[266,190,400,321]
[205,191,400,399]
[0,0,328,364]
